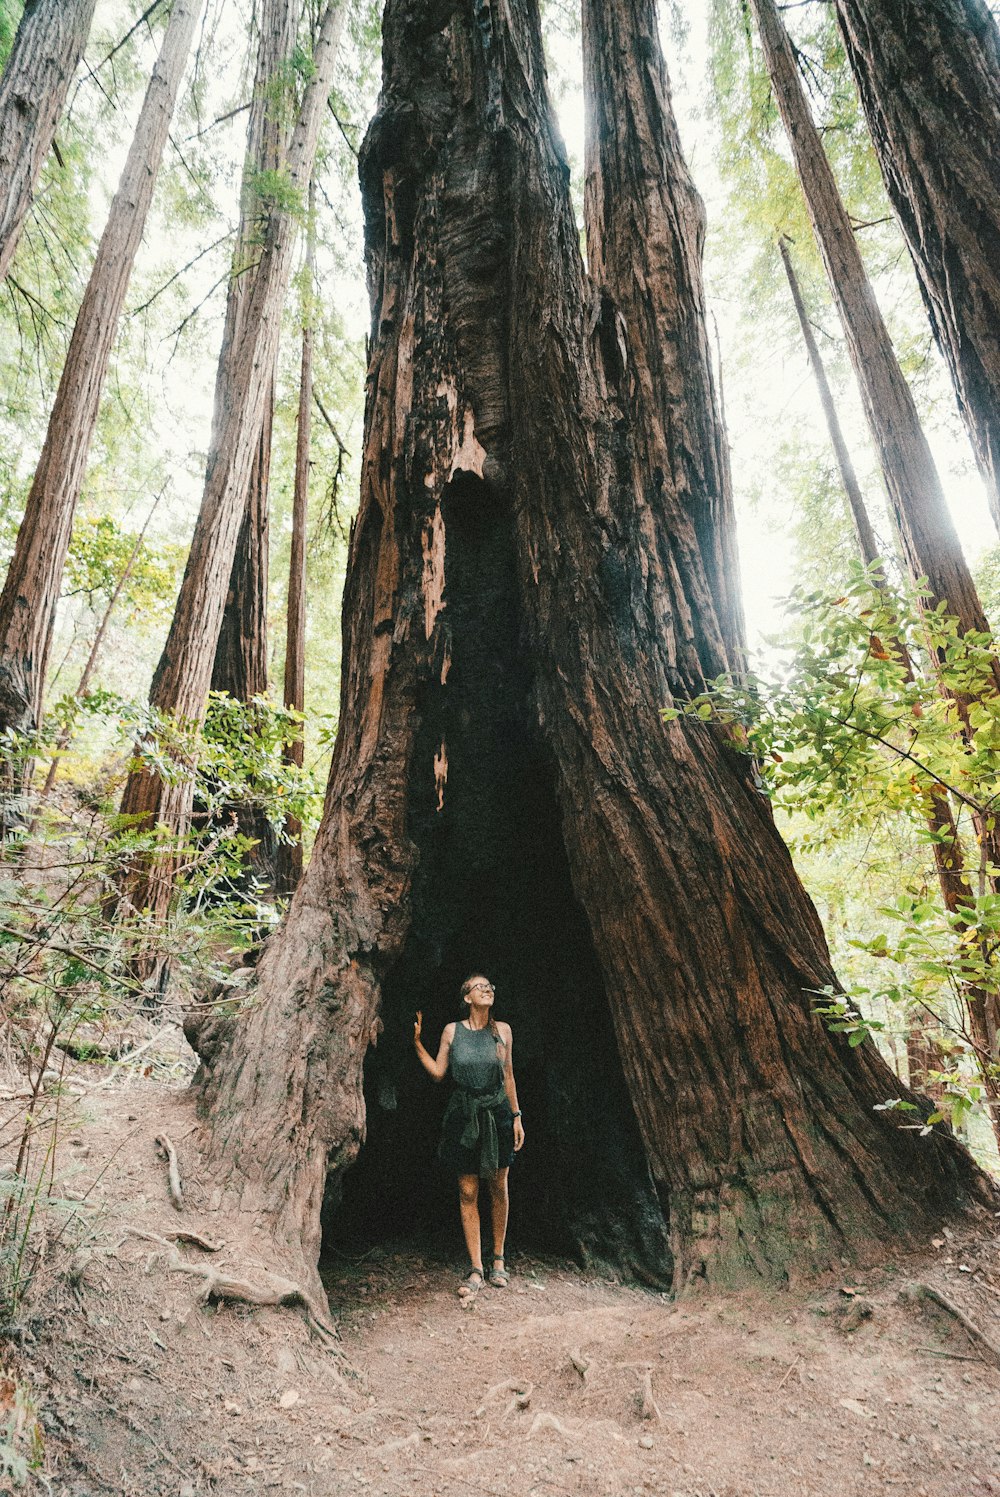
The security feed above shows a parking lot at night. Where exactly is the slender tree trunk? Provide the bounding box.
[34,493,162,814]
[833,0,1000,533]
[779,232,1000,1138]
[185,0,991,1305]
[275,182,315,897]
[777,235,880,567]
[0,0,202,802]
[747,0,998,686]
[116,0,346,922]
[0,0,98,283]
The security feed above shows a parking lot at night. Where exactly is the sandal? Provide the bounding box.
[488,1255,509,1288]
[458,1268,484,1300]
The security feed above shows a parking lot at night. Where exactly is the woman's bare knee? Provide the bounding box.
[458,1174,479,1204]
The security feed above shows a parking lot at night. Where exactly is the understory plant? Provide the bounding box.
[665,565,1000,1154]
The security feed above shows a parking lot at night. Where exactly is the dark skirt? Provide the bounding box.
[439,1095,516,1175]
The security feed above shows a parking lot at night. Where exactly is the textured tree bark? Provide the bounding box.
[116,0,345,920]
[748,0,997,684]
[205,0,304,892]
[779,232,1000,1139]
[186,0,992,1304]
[833,0,1000,533]
[582,0,744,683]
[0,0,98,283]
[275,187,315,897]
[0,0,202,804]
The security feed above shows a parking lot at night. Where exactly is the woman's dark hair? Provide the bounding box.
[460,973,505,1057]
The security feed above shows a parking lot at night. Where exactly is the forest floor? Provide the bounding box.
[4,1042,1000,1497]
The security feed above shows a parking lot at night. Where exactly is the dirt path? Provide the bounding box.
[5,1069,1000,1495]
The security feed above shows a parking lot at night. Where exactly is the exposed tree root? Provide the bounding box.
[166,1228,224,1252]
[903,1281,1000,1367]
[637,1368,661,1422]
[154,1132,184,1210]
[166,1252,341,1350]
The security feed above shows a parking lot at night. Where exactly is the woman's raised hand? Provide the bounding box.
[413,1010,423,1047]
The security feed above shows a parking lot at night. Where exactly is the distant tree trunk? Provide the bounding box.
[582,0,744,679]
[275,183,315,898]
[779,230,1000,1139]
[34,493,162,814]
[185,0,991,1306]
[833,0,1000,533]
[748,0,998,687]
[0,0,98,283]
[116,0,345,923]
[777,235,880,568]
[0,0,202,805]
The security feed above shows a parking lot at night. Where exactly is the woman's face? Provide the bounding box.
[464,977,494,1009]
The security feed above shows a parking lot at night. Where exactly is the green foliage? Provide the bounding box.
[664,568,1000,1139]
[0,0,21,66]
[63,513,177,613]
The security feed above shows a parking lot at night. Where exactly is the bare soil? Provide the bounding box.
[5,1053,1000,1497]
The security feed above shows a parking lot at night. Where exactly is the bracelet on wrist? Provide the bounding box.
[512,1110,522,1119]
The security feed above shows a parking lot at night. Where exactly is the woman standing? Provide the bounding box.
[414,974,525,1300]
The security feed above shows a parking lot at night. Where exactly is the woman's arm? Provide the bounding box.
[414,1013,453,1082]
[501,1023,525,1150]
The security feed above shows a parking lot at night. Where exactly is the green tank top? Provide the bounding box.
[449,1021,504,1093]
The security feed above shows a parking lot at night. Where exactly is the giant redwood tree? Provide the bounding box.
[833,0,1000,534]
[0,0,98,283]
[0,0,202,776]
[186,0,990,1303]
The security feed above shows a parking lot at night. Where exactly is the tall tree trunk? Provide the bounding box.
[205,0,303,893]
[275,182,315,898]
[116,0,345,922]
[780,233,1000,1130]
[0,0,98,283]
[777,234,880,568]
[185,0,991,1306]
[747,0,998,685]
[0,0,202,803]
[833,0,1000,533]
[582,0,744,681]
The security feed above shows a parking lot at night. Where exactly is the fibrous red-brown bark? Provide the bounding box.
[187,0,992,1301]
[0,0,98,283]
[833,0,1000,532]
[0,0,202,790]
[117,0,345,917]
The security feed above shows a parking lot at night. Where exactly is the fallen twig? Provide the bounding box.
[777,1354,802,1390]
[915,1345,986,1364]
[154,1133,184,1210]
[905,1281,1000,1367]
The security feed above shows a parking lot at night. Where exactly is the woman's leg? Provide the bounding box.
[488,1167,509,1262]
[457,1173,483,1273]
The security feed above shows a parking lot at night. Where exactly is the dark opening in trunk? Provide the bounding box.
[322,472,671,1284]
